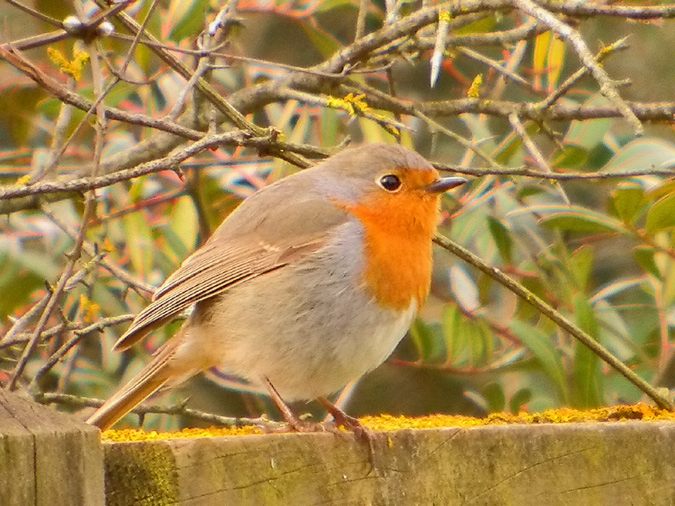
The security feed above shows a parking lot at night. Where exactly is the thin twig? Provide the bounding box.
[508,113,570,203]
[34,392,280,428]
[43,209,155,295]
[458,47,531,89]
[433,162,674,179]
[355,0,369,40]
[0,130,315,201]
[415,111,501,168]
[29,314,133,389]
[1,315,134,350]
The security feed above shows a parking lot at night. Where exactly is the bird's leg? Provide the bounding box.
[317,397,363,433]
[263,377,323,432]
[318,396,377,468]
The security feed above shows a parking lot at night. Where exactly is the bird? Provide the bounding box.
[86,143,467,432]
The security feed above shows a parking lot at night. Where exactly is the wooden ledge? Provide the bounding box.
[2,390,674,505]
[103,420,675,505]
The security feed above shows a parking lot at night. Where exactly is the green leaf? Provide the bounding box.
[162,227,189,266]
[462,115,497,154]
[569,246,594,292]
[494,135,524,165]
[443,305,465,363]
[645,192,675,234]
[610,183,646,225]
[168,197,198,260]
[478,319,495,362]
[510,320,569,402]
[0,252,45,318]
[551,145,588,169]
[316,0,357,12]
[449,265,479,311]
[601,138,675,174]
[538,207,626,234]
[590,278,643,303]
[468,319,485,366]
[169,0,209,42]
[410,319,445,363]
[482,382,505,412]
[300,21,341,59]
[509,388,532,414]
[487,216,513,263]
[633,246,661,278]
[564,116,612,150]
[572,295,603,408]
[122,211,153,279]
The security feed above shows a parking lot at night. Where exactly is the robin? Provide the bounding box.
[87,143,466,432]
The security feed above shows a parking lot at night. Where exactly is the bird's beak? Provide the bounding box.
[425,176,467,194]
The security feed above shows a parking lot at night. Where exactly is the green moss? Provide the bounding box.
[104,442,178,505]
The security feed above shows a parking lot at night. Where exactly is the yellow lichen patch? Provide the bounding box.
[47,47,89,81]
[467,73,483,98]
[103,425,262,443]
[360,404,675,431]
[101,404,674,442]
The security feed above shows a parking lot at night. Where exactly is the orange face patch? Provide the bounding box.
[340,168,441,310]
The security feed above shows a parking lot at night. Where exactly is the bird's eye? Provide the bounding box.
[378,174,402,192]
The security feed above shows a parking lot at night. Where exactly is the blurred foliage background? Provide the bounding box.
[0,0,673,430]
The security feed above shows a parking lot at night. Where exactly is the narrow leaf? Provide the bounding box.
[634,247,661,278]
[123,211,153,279]
[510,320,569,402]
[541,209,626,234]
[410,319,445,363]
[601,138,675,174]
[487,216,513,263]
[645,192,675,234]
[546,35,566,91]
[611,183,646,225]
[509,388,532,413]
[572,295,603,408]
[569,246,594,292]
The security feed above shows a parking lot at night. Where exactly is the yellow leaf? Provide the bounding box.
[467,74,483,98]
[532,32,551,92]
[546,35,566,92]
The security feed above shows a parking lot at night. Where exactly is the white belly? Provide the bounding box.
[179,222,418,400]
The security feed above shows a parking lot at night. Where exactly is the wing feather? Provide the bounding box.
[115,243,296,350]
[114,191,349,351]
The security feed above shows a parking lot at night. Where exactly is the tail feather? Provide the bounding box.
[87,337,182,431]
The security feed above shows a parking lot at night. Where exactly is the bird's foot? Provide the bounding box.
[318,397,377,469]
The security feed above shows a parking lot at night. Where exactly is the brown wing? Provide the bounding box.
[114,185,349,351]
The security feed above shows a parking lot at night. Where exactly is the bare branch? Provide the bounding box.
[34,392,278,429]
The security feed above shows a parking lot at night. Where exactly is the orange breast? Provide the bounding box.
[343,192,439,311]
